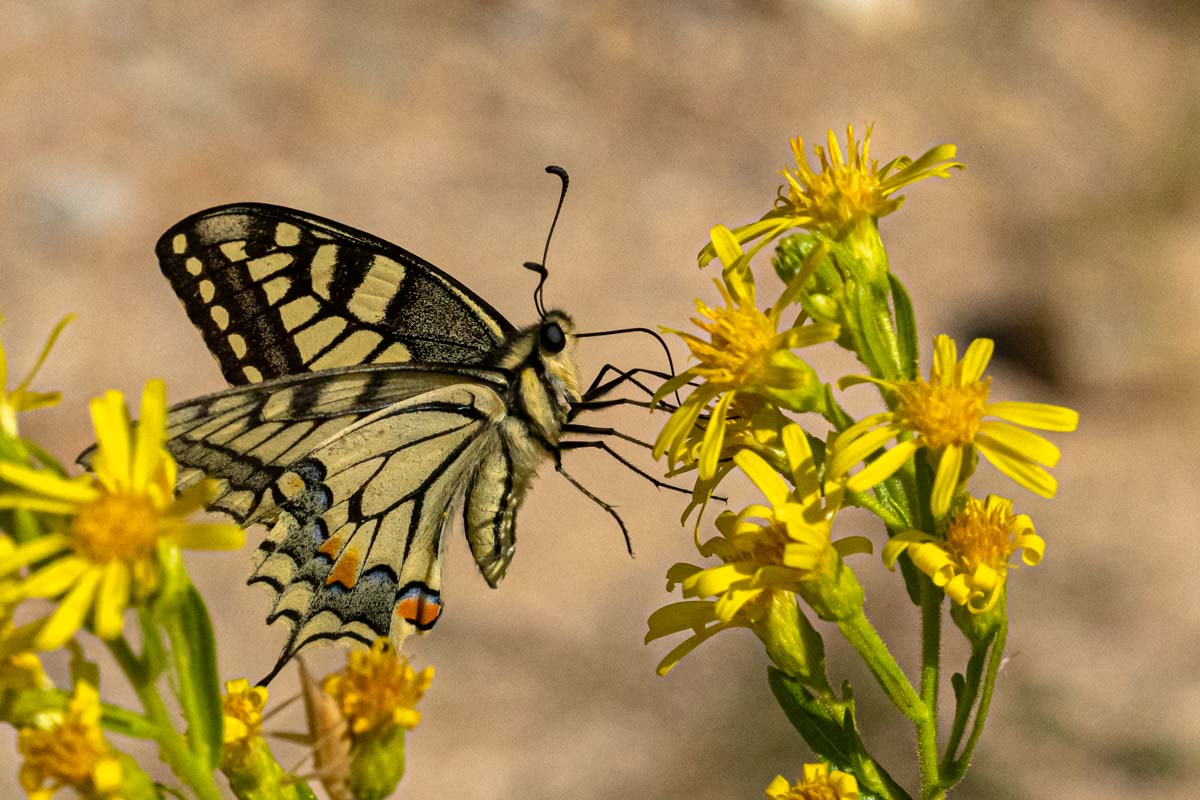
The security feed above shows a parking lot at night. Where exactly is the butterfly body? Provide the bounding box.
[155,202,584,679]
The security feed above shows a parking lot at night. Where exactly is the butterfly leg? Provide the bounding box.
[558,439,692,497]
[554,453,634,556]
[582,364,674,400]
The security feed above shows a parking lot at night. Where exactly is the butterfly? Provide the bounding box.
[152,169,673,683]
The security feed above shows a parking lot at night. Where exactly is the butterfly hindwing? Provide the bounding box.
[157,203,517,385]
[162,368,520,677]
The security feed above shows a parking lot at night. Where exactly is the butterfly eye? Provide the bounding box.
[539,322,566,354]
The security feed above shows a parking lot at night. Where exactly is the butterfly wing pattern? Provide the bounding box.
[155,204,582,681]
[157,203,516,384]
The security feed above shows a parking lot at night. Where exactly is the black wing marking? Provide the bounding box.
[157,203,517,385]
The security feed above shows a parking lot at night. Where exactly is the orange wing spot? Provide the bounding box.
[318,526,351,558]
[325,547,362,589]
[395,595,421,623]
[416,600,442,627]
[395,590,443,629]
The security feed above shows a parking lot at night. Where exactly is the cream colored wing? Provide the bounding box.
[249,379,514,683]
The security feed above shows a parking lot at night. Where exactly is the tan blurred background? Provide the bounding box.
[2,1,1198,798]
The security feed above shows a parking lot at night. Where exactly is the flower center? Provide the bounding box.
[70,492,160,563]
[323,639,433,738]
[782,129,885,232]
[945,498,1015,574]
[894,376,990,449]
[19,717,108,790]
[685,299,777,387]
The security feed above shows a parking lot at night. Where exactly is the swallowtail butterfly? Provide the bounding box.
[150,170,661,683]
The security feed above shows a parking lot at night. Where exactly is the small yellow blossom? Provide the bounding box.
[654,237,838,481]
[0,380,244,650]
[829,335,1078,517]
[18,681,123,800]
[322,637,433,739]
[883,494,1043,613]
[222,678,268,758]
[0,314,72,441]
[219,678,295,800]
[647,425,869,674]
[765,763,859,800]
[699,125,962,265]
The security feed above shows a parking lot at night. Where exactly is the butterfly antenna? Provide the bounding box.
[523,165,569,318]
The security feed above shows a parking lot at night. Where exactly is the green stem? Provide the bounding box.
[107,637,223,800]
[162,605,214,769]
[916,578,943,800]
[946,618,1008,782]
[836,610,926,723]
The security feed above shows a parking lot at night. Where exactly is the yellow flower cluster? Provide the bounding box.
[17,682,123,800]
[0,380,243,652]
[765,763,859,800]
[322,637,434,739]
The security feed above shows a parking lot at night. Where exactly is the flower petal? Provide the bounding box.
[960,338,994,383]
[34,567,102,650]
[931,445,963,518]
[733,449,790,509]
[0,534,71,578]
[976,440,1057,498]
[932,335,957,384]
[654,622,731,676]
[0,462,96,503]
[22,556,90,599]
[781,423,820,503]
[167,522,245,551]
[713,587,765,622]
[131,379,167,491]
[844,439,917,494]
[90,391,132,489]
[645,601,719,642]
[698,391,734,480]
[828,419,901,479]
[976,421,1060,466]
[93,561,130,639]
[987,401,1079,432]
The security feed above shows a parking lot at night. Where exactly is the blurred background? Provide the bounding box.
[1,1,1198,798]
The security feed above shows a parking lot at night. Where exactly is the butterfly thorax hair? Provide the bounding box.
[488,309,581,451]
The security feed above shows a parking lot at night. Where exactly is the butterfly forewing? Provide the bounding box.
[158,203,516,385]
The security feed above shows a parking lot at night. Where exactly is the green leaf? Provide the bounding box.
[166,584,224,770]
[292,781,320,800]
[888,273,919,381]
[768,667,856,766]
[896,547,924,607]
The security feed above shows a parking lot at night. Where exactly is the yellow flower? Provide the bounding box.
[654,246,838,481]
[647,424,869,674]
[219,678,295,800]
[0,314,72,442]
[765,763,859,800]
[883,494,1043,613]
[0,380,244,650]
[18,681,123,800]
[829,335,1079,517]
[222,678,268,758]
[322,637,433,739]
[699,125,963,265]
